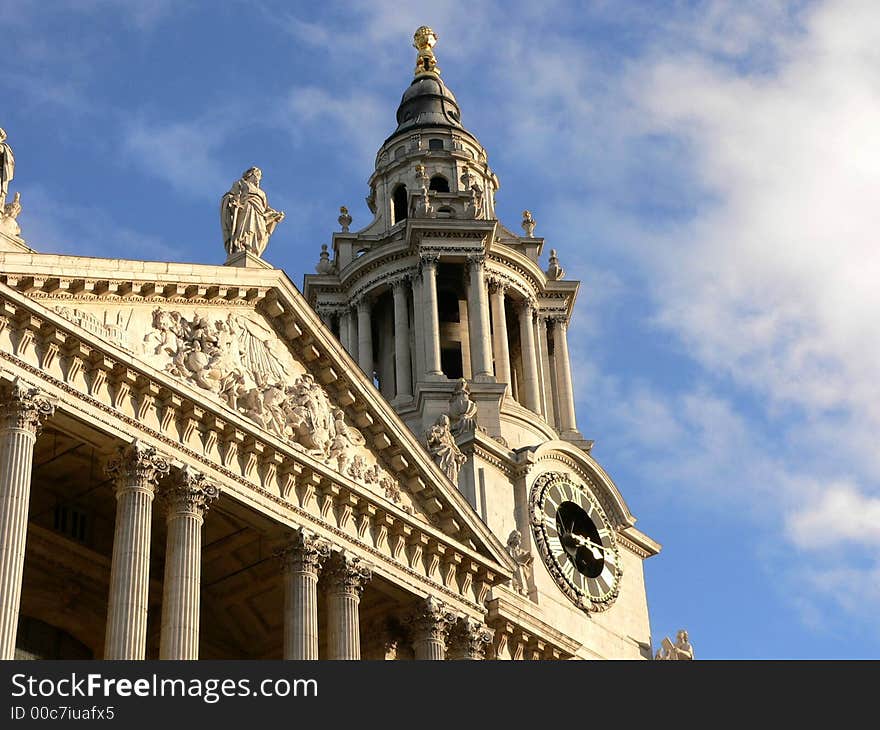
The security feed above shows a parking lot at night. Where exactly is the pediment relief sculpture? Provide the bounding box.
[138,307,407,510]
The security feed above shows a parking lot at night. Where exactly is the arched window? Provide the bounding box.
[392,184,408,224]
[429,175,449,193]
[428,138,444,150]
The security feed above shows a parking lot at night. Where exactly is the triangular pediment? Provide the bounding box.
[0,250,514,572]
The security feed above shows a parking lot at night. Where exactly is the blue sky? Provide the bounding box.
[3,1,879,658]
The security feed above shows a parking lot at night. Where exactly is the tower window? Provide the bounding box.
[428,138,444,150]
[392,184,408,224]
[429,175,450,193]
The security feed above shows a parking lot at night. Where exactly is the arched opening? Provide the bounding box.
[429,175,450,193]
[392,185,408,225]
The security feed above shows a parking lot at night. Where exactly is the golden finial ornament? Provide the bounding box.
[413,26,440,76]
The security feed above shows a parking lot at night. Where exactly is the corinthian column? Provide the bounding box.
[420,254,443,377]
[467,255,493,379]
[104,440,170,660]
[551,317,577,434]
[535,313,556,427]
[489,282,511,393]
[338,308,351,352]
[323,552,372,660]
[392,278,413,400]
[408,596,456,660]
[0,379,55,660]
[447,617,494,660]
[277,529,330,660]
[517,300,542,414]
[357,298,374,379]
[158,467,219,660]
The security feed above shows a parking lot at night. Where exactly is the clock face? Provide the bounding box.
[529,472,622,612]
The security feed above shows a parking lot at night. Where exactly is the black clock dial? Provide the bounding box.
[529,472,622,612]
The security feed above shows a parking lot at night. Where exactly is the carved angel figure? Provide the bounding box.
[220,167,285,258]
[426,414,465,483]
[506,529,533,596]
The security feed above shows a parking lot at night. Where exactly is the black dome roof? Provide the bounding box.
[392,73,465,136]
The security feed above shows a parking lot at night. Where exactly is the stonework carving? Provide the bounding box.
[425,414,465,483]
[0,128,14,209]
[316,244,334,274]
[505,529,533,596]
[407,596,456,644]
[159,466,220,519]
[546,248,565,281]
[0,192,22,237]
[655,629,694,660]
[414,163,434,217]
[275,529,331,575]
[448,617,493,660]
[55,306,132,352]
[521,210,536,237]
[105,439,170,493]
[0,377,55,434]
[220,167,285,258]
[324,552,372,597]
[447,377,477,437]
[141,307,402,502]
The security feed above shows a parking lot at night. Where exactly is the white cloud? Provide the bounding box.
[786,483,880,549]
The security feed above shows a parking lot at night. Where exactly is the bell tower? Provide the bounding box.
[304,26,589,455]
[304,27,658,659]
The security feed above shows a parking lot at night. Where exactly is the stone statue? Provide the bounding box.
[0,128,14,209]
[546,249,565,280]
[425,414,465,483]
[220,167,285,258]
[448,378,477,437]
[0,192,22,237]
[506,529,533,596]
[655,629,694,660]
[522,210,536,237]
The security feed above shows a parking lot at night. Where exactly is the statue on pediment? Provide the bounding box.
[655,629,694,660]
[448,378,477,437]
[220,167,285,258]
[506,529,533,596]
[0,128,14,209]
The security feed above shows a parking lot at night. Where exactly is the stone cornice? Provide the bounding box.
[485,589,582,660]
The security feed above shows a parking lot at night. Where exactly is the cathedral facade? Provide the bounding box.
[0,27,658,661]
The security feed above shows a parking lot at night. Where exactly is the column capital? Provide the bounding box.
[275,528,331,576]
[324,551,372,598]
[419,252,440,269]
[407,596,457,644]
[105,439,170,495]
[391,275,411,292]
[466,253,486,269]
[517,298,537,316]
[488,279,508,296]
[159,466,220,520]
[0,377,55,434]
[355,296,372,313]
[447,617,494,660]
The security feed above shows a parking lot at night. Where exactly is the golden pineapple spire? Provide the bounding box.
[413,26,440,76]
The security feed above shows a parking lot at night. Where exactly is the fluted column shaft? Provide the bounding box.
[489,283,511,393]
[410,597,455,660]
[278,530,329,660]
[347,306,358,361]
[535,314,556,427]
[467,256,493,379]
[158,468,219,660]
[392,279,413,399]
[324,553,371,660]
[357,299,374,378]
[338,309,351,352]
[0,380,54,659]
[420,256,443,376]
[104,441,170,659]
[517,302,542,414]
[552,318,577,433]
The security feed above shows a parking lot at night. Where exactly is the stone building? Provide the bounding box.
[0,27,659,660]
